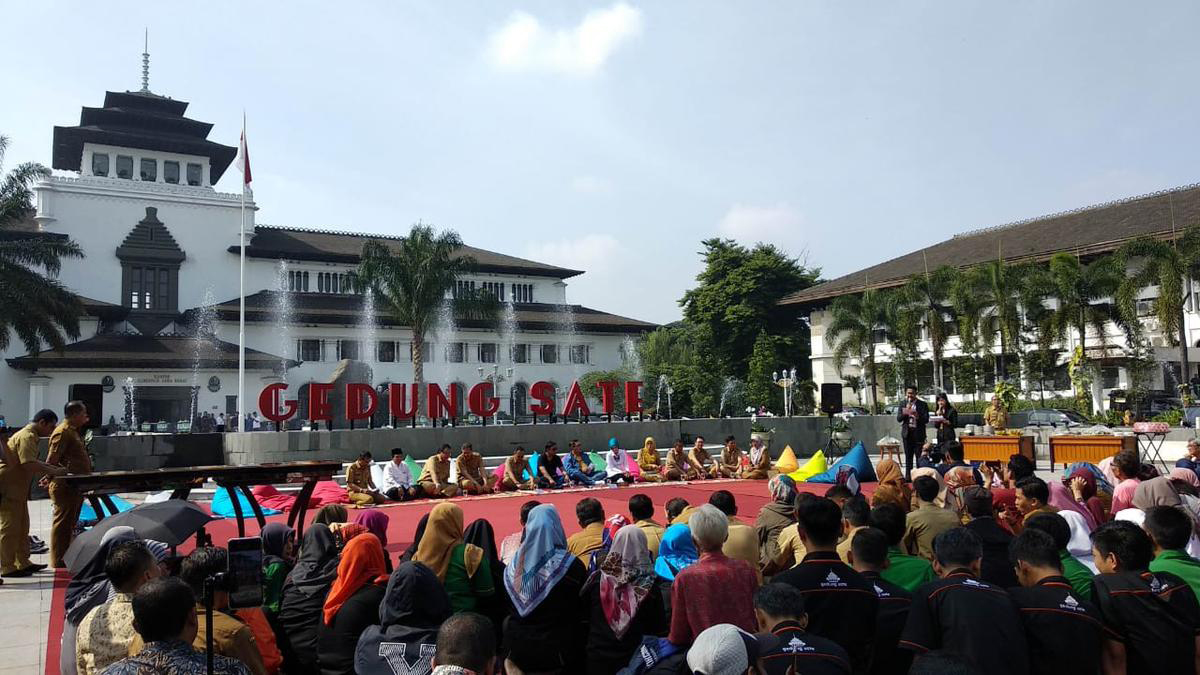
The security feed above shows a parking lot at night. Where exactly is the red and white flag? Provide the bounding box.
[233,121,252,186]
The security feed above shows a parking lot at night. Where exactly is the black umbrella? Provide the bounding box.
[65,500,215,574]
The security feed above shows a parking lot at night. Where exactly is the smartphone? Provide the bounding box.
[226,537,264,610]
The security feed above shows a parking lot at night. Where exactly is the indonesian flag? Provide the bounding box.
[233,124,252,186]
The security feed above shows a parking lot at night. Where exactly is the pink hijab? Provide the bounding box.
[1048,480,1097,531]
[1171,468,1200,489]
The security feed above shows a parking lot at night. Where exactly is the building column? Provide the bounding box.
[27,375,51,417]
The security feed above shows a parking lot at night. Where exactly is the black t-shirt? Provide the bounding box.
[1007,576,1108,675]
[759,620,851,675]
[539,452,565,477]
[861,571,912,675]
[773,550,879,673]
[1092,569,1200,675]
[965,517,1019,589]
[899,570,1029,675]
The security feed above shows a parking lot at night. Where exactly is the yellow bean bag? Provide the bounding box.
[774,445,799,474]
[787,451,827,482]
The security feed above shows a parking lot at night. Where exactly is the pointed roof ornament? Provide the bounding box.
[140,28,151,93]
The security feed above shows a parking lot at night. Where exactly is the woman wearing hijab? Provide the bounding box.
[312,504,348,527]
[353,510,392,572]
[464,518,510,638]
[653,523,700,627]
[740,438,771,480]
[259,523,296,616]
[61,527,139,675]
[502,504,589,674]
[871,458,911,513]
[413,502,494,613]
[1115,477,1200,558]
[637,437,664,482]
[755,475,797,567]
[1066,467,1109,525]
[1048,480,1098,531]
[909,467,946,508]
[584,525,667,675]
[278,523,340,675]
[399,513,429,563]
[353,561,452,675]
[317,533,389,675]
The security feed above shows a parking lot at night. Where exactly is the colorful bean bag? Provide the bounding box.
[405,456,423,480]
[787,451,828,482]
[310,480,351,505]
[252,484,320,512]
[211,487,283,519]
[492,462,507,482]
[79,495,136,523]
[523,453,540,481]
[805,442,877,484]
[589,452,608,472]
[774,445,799,474]
[627,459,642,480]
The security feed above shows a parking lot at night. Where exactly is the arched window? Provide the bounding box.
[510,382,528,417]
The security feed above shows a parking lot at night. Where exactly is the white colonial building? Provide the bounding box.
[6,79,653,430]
[781,184,1200,412]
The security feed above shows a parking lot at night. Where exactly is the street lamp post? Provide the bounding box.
[477,365,513,426]
[773,367,798,417]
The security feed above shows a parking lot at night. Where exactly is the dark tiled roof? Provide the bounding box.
[781,183,1200,307]
[52,91,236,181]
[116,207,185,263]
[233,226,584,279]
[6,334,294,371]
[188,291,656,334]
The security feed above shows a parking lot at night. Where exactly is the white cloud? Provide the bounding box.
[525,233,622,272]
[716,203,804,247]
[485,3,643,75]
[570,175,612,194]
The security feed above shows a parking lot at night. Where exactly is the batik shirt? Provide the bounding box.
[77,593,137,675]
[100,640,250,675]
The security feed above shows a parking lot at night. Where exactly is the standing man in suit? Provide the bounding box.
[896,385,928,480]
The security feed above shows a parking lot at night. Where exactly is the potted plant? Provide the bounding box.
[831,416,853,448]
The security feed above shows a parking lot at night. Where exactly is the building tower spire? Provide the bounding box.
[140,28,150,93]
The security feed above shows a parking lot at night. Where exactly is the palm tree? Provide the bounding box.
[904,265,956,391]
[949,267,989,402]
[1044,253,1122,411]
[1117,228,1200,394]
[1018,266,1057,400]
[979,260,1024,381]
[826,288,890,412]
[357,223,496,416]
[0,135,84,353]
[882,290,923,396]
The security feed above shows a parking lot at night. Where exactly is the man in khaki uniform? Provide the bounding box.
[456,443,495,495]
[345,451,384,505]
[0,409,63,577]
[418,444,458,497]
[689,437,721,479]
[46,401,92,568]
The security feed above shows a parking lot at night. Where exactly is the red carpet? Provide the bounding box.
[44,479,872,673]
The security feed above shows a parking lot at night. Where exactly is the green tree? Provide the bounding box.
[826,288,890,411]
[1117,229,1200,393]
[578,369,633,413]
[357,223,496,414]
[882,290,923,396]
[903,266,957,391]
[1044,253,1122,412]
[635,324,722,416]
[0,135,83,353]
[949,267,990,402]
[746,332,782,412]
[680,239,819,379]
[979,260,1025,380]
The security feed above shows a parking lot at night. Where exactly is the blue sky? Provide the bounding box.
[3,2,1199,324]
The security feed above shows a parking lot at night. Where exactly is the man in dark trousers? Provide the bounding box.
[895,385,928,479]
[1007,528,1107,675]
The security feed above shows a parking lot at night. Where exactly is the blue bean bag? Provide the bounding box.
[523,452,539,481]
[210,487,282,519]
[78,495,136,524]
[806,441,877,483]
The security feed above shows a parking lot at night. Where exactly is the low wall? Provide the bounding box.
[88,433,225,472]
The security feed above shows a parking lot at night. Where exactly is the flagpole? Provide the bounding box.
[238,113,247,435]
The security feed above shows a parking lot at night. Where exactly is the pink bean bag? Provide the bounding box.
[310,480,350,505]
[252,484,322,512]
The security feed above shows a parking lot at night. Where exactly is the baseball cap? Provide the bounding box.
[686,624,780,675]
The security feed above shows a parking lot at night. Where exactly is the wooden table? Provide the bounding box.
[60,461,342,540]
[961,435,1036,467]
[1049,435,1136,470]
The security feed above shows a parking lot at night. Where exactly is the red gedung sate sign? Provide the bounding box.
[258,380,644,423]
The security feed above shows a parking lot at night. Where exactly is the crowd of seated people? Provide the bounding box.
[62,436,1200,674]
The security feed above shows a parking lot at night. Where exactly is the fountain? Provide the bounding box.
[558,303,583,380]
[655,374,670,418]
[621,334,642,380]
[359,287,378,370]
[430,296,458,404]
[718,377,738,417]
[274,261,295,381]
[500,299,520,410]
[124,376,137,432]
[188,287,218,429]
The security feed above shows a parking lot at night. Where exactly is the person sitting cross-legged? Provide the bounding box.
[899,527,1029,675]
[345,451,385,505]
[433,612,497,675]
[535,442,567,489]
[1006,528,1105,675]
[603,438,636,484]
[418,445,460,498]
[1091,519,1200,674]
[381,448,419,502]
[77,541,161,675]
[754,582,850,675]
[498,447,536,492]
[564,440,602,486]
[456,443,496,495]
[100,577,250,675]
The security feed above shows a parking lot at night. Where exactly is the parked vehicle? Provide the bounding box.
[838,406,871,417]
[1011,408,1088,428]
[1183,406,1200,428]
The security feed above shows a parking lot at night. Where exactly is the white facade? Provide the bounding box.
[6,88,650,428]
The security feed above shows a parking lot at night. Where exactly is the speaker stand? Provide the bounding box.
[821,412,845,461]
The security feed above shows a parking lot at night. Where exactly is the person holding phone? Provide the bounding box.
[895,386,929,480]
